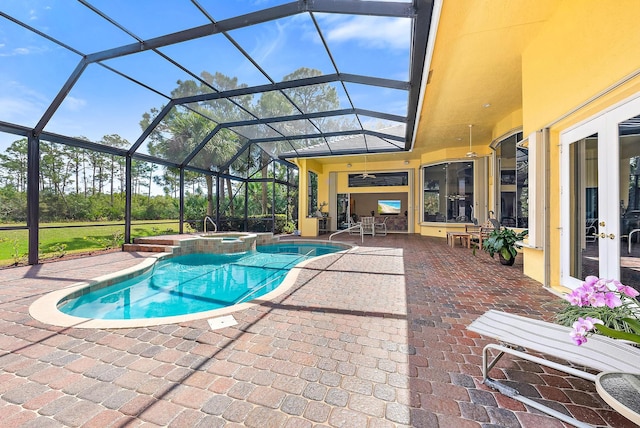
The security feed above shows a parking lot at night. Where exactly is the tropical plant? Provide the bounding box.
[482,227,528,262]
[282,221,296,234]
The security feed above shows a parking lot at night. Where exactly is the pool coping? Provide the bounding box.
[29,239,355,329]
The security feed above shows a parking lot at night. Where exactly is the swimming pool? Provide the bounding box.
[31,240,349,328]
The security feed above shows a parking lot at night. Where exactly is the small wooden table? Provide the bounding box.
[447,232,470,248]
[596,372,640,424]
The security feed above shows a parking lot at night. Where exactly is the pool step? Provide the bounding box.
[133,237,179,246]
[122,243,176,253]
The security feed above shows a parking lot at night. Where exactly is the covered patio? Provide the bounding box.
[0,236,634,427]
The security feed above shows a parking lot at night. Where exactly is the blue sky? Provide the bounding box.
[0,1,412,155]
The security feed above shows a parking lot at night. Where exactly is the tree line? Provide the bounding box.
[0,67,338,226]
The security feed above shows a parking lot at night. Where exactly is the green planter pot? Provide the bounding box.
[499,253,516,266]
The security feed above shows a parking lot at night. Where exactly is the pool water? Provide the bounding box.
[58,242,344,320]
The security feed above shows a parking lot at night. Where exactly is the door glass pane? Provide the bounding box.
[446,162,474,222]
[569,135,599,281]
[337,193,350,229]
[308,171,318,217]
[619,115,640,292]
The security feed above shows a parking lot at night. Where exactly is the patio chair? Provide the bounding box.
[501,216,517,227]
[374,216,388,236]
[468,310,640,427]
[468,220,497,248]
[585,218,598,243]
[488,218,501,229]
[360,216,375,236]
[465,224,482,248]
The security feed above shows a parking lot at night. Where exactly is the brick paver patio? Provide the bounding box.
[0,234,636,427]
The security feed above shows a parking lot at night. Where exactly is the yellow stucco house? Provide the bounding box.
[289,0,640,292]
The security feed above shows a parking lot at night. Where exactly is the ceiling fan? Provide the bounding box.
[356,155,376,179]
[466,124,477,158]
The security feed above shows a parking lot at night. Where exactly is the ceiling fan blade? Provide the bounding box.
[358,173,375,179]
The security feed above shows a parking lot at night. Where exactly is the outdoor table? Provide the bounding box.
[446,232,470,248]
[595,372,640,424]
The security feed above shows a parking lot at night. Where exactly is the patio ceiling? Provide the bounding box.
[311,0,562,167]
[0,0,435,173]
[412,0,560,155]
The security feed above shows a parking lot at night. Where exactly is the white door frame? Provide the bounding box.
[560,94,640,289]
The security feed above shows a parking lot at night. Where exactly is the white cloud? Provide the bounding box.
[0,96,42,126]
[0,47,30,57]
[63,96,87,111]
[0,80,49,123]
[0,43,51,57]
[323,16,410,50]
[14,47,31,55]
[249,20,286,63]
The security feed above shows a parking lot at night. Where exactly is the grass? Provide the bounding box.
[0,220,182,266]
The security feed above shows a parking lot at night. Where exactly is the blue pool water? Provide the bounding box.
[58,242,344,320]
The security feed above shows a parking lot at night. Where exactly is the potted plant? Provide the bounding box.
[316,201,328,217]
[482,227,528,265]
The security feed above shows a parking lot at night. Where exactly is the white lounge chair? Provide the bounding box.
[467,310,640,427]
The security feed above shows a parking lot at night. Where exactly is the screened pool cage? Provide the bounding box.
[0,1,433,265]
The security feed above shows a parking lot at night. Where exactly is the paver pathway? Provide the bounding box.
[0,235,636,427]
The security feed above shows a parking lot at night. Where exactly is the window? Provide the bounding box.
[307,171,318,217]
[496,132,528,227]
[423,162,474,223]
[348,171,408,187]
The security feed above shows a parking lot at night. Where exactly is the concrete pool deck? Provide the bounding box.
[0,234,636,427]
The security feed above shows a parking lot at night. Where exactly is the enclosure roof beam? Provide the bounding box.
[174,73,408,106]
[33,59,89,136]
[182,162,252,182]
[84,1,414,64]
[0,121,31,138]
[180,124,224,168]
[406,0,434,150]
[252,129,405,145]
[218,108,407,129]
[217,139,264,175]
[280,147,402,159]
[39,131,129,157]
[129,102,176,156]
[130,152,182,170]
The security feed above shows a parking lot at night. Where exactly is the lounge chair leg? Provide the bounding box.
[482,347,505,382]
[484,378,594,428]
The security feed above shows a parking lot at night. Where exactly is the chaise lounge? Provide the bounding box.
[468,310,640,427]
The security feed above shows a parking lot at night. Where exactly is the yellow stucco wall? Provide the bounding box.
[522,0,640,135]
[522,247,544,284]
[492,109,523,142]
[522,0,640,287]
[297,159,325,237]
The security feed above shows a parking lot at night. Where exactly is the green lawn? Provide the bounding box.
[0,220,182,266]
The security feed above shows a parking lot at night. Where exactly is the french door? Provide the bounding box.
[561,95,640,290]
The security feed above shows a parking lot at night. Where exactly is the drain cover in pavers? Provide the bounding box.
[207,315,237,330]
